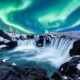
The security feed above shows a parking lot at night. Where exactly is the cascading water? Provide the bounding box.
[0,37,76,75]
[24,38,75,67]
[14,39,36,51]
[18,39,36,47]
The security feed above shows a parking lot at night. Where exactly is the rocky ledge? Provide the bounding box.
[6,31,80,40]
[3,30,80,47]
[0,30,17,49]
[0,57,80,80]
[0,61,49,80]
[1,30,78,48]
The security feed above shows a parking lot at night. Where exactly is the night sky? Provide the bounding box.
[0,0,80,34]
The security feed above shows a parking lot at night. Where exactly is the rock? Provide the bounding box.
[51,57,80,80]
[0,61,49,80]
[0,30,17,49]
[27,34,34,39]
[20,67,49,80]
[70,39,80,56]
[0,40,17,50]
[0,41,4,45]
[0,61,18,80]
[19,35,25,40]
[44,35,51,46]
[36,35,44,47]
[5,41,17,49]
[0,30,12,40]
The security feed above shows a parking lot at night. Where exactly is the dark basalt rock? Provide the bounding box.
[46,38,51,46]
[27,34,34,39]
[0,41,4,45]
[51,57,80,80]
[0,40,17,49]
[44,36,51,46]
[36,36,44,47]
[20,67,49,80]
[0,30,12,40]
[5,41,17,49]
[70,39,80,56]
[19,35,25,40]
[0,61,18,80]
[0,30,17,49]
[0,61,49,80]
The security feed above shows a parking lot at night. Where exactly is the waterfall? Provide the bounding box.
[13,39,36,51]
[18,39,36,47]
[11,37,76,68]
[43,38,46,47]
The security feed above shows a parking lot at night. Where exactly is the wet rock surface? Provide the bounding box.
[70,39,80,56]
[0,61,50,80]
[1,56,80,80]
[51,57,80,80]
[36,36,44,47]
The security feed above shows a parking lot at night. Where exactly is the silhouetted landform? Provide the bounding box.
[0,30,80,80]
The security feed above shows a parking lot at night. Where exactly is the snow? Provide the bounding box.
[77,63,80,70]
[0,45,7,49]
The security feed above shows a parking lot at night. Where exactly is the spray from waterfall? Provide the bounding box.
[10,37,76,68]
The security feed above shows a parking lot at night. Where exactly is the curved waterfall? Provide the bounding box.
[0,37,76,75]
[3,38,75,68]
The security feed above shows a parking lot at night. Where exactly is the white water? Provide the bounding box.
[9,38,75,68]
[14,39,36,51]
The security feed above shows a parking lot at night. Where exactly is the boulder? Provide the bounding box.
[70,39,80,56]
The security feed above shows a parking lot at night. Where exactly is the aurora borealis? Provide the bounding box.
[0,0,80,34]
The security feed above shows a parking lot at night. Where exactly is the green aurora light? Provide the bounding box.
[0,0,80,34]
